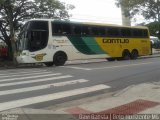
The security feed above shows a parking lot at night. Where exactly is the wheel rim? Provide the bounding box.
[54,53,67,66]
[123,52,130,60]
[57,56,65,63]
[131,51,138,59]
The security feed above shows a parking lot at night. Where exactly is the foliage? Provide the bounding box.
[0,0,4,4]
[116,0,160,22]
[146,22,160,38]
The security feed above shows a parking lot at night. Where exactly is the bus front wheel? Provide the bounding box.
[53,52,67,66]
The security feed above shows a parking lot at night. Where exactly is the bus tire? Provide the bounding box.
[131,50,138,60]
[53,52,67,66]
[122,50,131,60]
[44,62,54,67]
[106,58,115,61]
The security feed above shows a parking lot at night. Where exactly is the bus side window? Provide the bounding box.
[73,25,81,35]
[120,28,132,37]
[107,27,120,37]
[91,27,99,36]
[99,27,106,36]
[91,26,105,36]
[143,29,149,38]
[52,23,62,35]
[81,25,90,35]
[132,29,144,38]
[62,23,71,35]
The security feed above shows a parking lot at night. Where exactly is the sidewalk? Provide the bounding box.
[1,82,160,120]
[52,82,160,114]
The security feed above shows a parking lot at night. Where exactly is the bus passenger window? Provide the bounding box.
[121,28,131,37]
[107,27,120,37]
[81,26,90,35]
[91,27,99,36]
[132,29,143,37]
[73,25,81,35]
[52,23,62,34]
[143,30,149,38]
[62,23,71,35]
[99,27,106,36]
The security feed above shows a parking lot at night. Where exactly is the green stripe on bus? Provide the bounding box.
[67,36,94,54]
[67,36,105,55]
[81,37,105,54]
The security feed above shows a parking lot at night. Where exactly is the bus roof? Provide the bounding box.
[27,19,148,29]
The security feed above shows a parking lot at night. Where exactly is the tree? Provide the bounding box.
[0,0,74,64]
[116,0,160,22]
[146,22,160,38]
[116,0,160,39]
[0,0,4,4]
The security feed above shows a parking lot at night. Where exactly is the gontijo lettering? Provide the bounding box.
[103,39,129,43]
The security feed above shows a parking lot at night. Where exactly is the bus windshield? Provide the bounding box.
[17,21,49,52]
[17,22,29,52]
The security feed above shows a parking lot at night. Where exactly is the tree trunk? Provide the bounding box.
[9,19,17,65]
[10,35,17,65]
[7,40,13,60]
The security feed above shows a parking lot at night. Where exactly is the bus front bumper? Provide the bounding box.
[17,55,34,64]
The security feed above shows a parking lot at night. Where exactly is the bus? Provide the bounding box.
[16,19,151,66]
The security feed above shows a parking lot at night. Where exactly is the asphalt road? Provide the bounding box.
[0,56,160,111]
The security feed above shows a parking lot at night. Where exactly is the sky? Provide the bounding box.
[59,0,123,25]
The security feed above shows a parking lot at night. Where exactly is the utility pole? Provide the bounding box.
[121,0,131,26]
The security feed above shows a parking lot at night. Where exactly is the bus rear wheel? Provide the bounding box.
[53,52,67,66]
[122,50,131,60]
[131,50,138,60]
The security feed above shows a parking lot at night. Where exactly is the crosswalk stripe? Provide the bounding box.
[0,69,44,73]
[61,66,91,70]
[0,70,47,76]
[0,71,54,78]
[0,73,61,83]
[0,84,109,111]
[0,75,72,87]
[0,79,89,96]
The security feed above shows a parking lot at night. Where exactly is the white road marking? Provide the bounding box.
[0,71,54,78]
[0,75,72,87]
[61,66,91,70]
[62,62,154,71]
[90,62,154,70]
[0,70,47,76]
[0,79,89,96]
[0,73,61,82]
[0,69,44,73]
[0,84,109,111]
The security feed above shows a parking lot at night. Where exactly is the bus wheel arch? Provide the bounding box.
[131,49,139,60]
[53,51,68,66]
[122,49,131,60]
